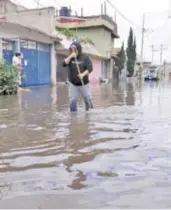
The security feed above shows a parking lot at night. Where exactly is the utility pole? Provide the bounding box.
[140,14,145,65]
[114,11,117,22]
[35,0,40,8]
[150,44,154,64]
[168,0,171,18]
[149,44,158,65]
[160,44,167,66]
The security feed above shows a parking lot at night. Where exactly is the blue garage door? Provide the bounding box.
[21,40,38,87]
[37,43,51,85]
[21,40,51,87]
[2,40,14,65]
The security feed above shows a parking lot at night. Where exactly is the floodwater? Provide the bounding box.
[0,79,171,208]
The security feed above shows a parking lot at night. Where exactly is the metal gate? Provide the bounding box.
[21,40,38,87]
[21,40,51,87]
[2,39,14,65]
[37,43,51,85]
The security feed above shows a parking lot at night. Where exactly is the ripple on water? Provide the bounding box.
[1,83,171,208]
[0,124,7,129]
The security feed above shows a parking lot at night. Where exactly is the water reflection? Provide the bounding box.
[1,80,171,208]
[125,82,135,105]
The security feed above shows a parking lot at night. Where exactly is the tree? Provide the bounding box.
[0,60,18,95]
[133,37,136,63]
[115,42,126,73]
[126,27,137,77]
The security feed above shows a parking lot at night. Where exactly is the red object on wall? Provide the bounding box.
[59,19,80,24]
[0,16,6,20]
[169,72,171,80]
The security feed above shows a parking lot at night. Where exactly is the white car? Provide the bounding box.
[144,66,159,81]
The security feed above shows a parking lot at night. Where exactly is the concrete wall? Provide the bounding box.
[7,8,56,35]
[0,22,54,44]
[56,17,118,38]
[1,0,56,35]
[71,27,113,59]
[0,0,25,13]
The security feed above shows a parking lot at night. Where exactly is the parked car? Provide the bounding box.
[144,66,160,81]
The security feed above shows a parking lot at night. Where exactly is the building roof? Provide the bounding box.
[56,15,119,38]
[0,20,61,43]
[56,33,104,58]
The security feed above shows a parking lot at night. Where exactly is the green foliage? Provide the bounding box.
[133,37,136,62]
[115,42,126,72]
[57,27,94,45]
[126,27,137,77]
[0,60,18,95]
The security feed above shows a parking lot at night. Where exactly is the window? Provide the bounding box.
[37,43,50,51]
[20,40,37,49]
[2,40,13,50]
[20,40,28,48]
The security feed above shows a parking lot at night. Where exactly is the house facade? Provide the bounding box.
[56,14,119,81]
[0,0,61,87]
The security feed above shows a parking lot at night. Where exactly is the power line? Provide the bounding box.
[11,0,28,8]
[106,0,169,33]
[160,44,167,65]
[140,14,145,63]
[33,0,47,8]
[106,0,142,29]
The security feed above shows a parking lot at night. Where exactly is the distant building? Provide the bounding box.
[164,62,171,79]
[142,62,151,68]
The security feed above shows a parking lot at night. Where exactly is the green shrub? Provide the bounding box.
[0,60,18,95]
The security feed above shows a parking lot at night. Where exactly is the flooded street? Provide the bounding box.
[0,79,171,208]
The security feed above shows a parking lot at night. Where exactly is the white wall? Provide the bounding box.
[0,0,26,13]
[0,22,54,44]
[51,44,57,86]
[4,6,56,35]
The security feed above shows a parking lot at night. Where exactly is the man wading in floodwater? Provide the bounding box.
[62,41,93,112]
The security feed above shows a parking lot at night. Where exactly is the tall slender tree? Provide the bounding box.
[115,42,126,72]
[133,37,137,64]
[126,27,137,77]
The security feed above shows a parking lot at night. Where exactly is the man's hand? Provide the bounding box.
[69,52,76,59]
[78,73,84,80]
[78,70,89,80]
[64,52,76,65]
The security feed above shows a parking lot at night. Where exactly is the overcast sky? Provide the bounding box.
[14,0,171,64]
